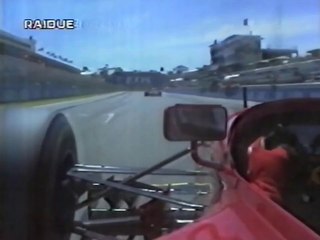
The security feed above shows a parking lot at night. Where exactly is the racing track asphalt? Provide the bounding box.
[61,92,253,181]
[62,91,255,239]
[1,91,257,239]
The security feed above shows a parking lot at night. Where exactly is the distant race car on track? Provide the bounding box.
[144,88,162,96]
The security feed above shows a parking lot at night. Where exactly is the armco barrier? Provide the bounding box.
[0,55,118,103]
[166,84,320,102]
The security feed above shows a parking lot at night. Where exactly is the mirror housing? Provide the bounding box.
[163,104,228,141]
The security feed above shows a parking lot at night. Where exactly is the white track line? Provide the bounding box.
[104,113,115,124]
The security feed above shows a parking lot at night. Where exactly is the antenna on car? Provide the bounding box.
[242,87,248,108]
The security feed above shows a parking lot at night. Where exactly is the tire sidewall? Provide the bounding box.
[29,115,77,240]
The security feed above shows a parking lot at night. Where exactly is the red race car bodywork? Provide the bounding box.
[159,99,320,240]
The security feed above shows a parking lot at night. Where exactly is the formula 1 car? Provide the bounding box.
[160,89,320,240]
[3,86,320,240]
[144,88,162,96]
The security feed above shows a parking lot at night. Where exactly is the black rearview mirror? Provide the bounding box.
[163,104,228,141]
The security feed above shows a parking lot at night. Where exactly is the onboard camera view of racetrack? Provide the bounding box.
[2,0,320,239]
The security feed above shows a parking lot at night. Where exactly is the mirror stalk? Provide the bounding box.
[190,141,225,171]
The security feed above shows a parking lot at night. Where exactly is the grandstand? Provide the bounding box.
[0,29,80,74]
[0,29,36,51]
[0,30,113,103]
[223,57,320,85]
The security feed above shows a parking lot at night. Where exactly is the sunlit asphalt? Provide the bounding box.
[61,91,248,173]
[61,91,252,240]
[1,91,256,239]
[2,91,253,191]
[3,91,252,169]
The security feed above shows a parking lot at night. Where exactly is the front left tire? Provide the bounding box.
[29,114,78,240]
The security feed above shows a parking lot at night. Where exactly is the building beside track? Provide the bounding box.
[0,29,36,52]
[206,34,320,85]
[108,71,169,88]
[209,34,298,73]
[0,29,80,73]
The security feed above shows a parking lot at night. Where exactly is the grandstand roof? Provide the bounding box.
[0,41,80,73]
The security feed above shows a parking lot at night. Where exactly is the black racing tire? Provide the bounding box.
[29,114,78,240]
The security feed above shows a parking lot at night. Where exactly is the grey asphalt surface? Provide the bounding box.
[1,91,255,239]
[62,91,251,239]
[61,92,249,183]
[3,91,252,170]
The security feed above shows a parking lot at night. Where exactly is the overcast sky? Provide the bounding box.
[2,0,320,71]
